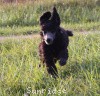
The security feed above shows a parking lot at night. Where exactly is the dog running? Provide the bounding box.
[39,7,73,78]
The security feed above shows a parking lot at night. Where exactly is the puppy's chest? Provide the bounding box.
[52,40,63,54]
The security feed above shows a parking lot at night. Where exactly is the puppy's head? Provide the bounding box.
[40,7,60,45]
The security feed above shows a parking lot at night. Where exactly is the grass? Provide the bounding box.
[0,0,100,36]
[0,22,100,36]
[0,32,100,96]
[0,26,39,36]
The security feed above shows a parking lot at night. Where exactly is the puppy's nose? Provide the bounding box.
[47,38,51,43]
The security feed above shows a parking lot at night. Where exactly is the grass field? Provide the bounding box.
[0,0,100,36]
[0,0,100,96]
[0,32,100,96]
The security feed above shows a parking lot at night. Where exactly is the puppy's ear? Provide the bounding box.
[40,11,51,25]
[66,30,73,36]
[51,7,60,26]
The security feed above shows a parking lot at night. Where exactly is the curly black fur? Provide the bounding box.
[39,7,73,78]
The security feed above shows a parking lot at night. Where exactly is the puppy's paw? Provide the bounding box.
[59,58,66,66]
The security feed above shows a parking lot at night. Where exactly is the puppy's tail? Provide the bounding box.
[66,30,73,36]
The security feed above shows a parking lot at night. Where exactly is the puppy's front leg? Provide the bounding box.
[44,55,58,78]
[58,49,68,66]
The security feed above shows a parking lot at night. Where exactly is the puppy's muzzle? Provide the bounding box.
[46,38,53,44]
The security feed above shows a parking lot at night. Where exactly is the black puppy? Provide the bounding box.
[39,7,73,78]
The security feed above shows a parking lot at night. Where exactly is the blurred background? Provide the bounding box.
[0,0,100,35]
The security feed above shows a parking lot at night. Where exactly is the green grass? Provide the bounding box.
[0,26,39,36]
[0,22,100,36]
[0,32,100,96]
[0,0,100,36]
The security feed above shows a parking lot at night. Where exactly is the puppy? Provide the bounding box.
[39,7,73,78]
